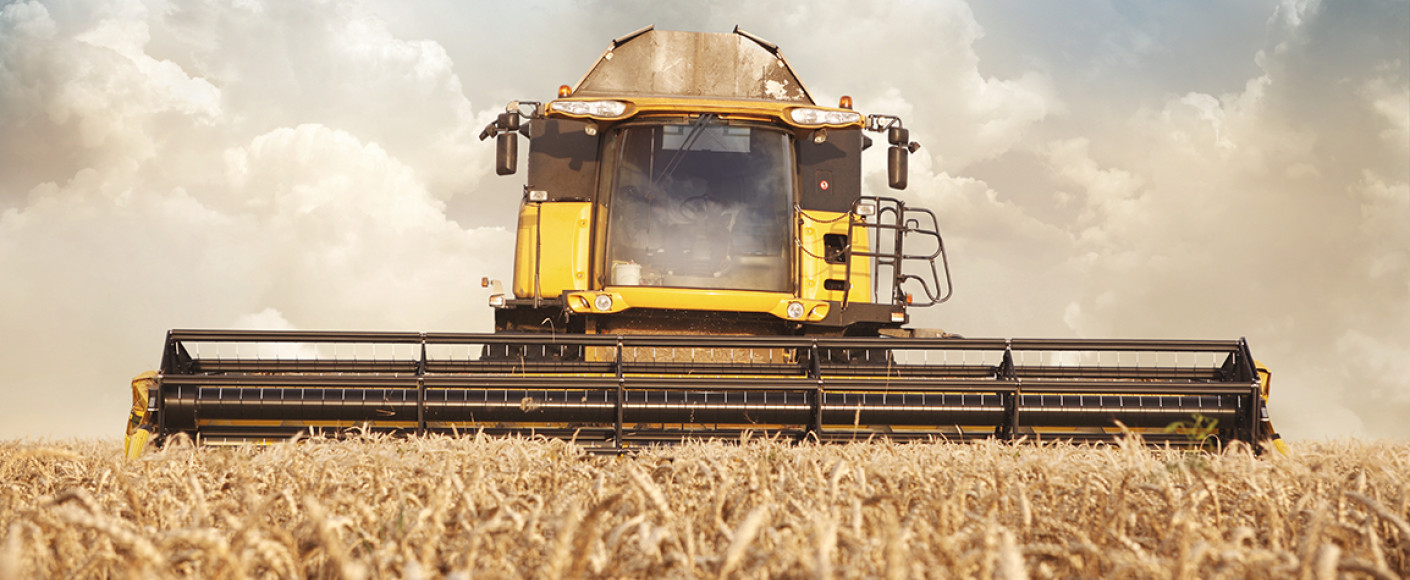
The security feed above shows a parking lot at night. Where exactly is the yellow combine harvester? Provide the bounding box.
[127,27,1283,453]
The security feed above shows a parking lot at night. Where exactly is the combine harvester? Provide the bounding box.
[126,27,1282,453]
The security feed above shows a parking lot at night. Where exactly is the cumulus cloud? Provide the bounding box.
[0,0,510,438]
[983,1,1410,438]
[843,0,1408,438]
[0,0,1405,440]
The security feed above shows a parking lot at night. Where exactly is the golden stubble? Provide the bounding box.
[0,436,1406,579]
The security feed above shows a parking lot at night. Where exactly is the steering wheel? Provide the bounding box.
[677,194,714,223]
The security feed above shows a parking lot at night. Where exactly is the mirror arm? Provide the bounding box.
[486,101,536,176]
[867,115,920,191]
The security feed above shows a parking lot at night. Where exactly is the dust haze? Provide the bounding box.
[1,0,1405,440]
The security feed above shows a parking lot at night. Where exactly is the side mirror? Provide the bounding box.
[885,125,918,190]
[495,112,519,176]
[496,132,517,176]
[888,145,908,190]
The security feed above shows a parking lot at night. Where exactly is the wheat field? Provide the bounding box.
[2,435,1406,579]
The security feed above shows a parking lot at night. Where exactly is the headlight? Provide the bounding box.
[594,294,614,312]
[550,100,629,119]
[854,199,878,216]
[786,301,805,320]
[788,108,863,127]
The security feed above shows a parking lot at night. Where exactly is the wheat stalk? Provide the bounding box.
[3,437,1408,577]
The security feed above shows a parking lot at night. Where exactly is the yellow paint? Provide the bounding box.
[545,96,865,129]
[513,202,593,299]
[124,428,150,459]
[1255,360,1273,400]
[123,370,156,458]
[1254,359,1289,455]
[798,209,872,305]
[563,287,829,322]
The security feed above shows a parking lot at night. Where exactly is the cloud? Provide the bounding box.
[1362,74,1410,154]
[851,0,1408,439]
[1005,1,1410,438]
[0,0,1405,441]
[0,0,511,439]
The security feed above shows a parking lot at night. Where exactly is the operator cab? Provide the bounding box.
[602,118,793,292]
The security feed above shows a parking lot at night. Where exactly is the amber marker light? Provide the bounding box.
[558,84,572,98]
[839,95,853,109]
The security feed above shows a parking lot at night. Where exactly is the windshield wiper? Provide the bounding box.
[652,113,716,189]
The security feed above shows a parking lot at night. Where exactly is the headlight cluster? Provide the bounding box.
[788,108,863,127]
[786,301,806,320]
[550,100,629,119]
[594,294,614,312]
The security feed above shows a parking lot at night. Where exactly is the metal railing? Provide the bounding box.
[842,196,953,308]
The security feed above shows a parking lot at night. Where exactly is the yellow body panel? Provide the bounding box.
[564,287,830,322]
[124,371,156,458]
[513,202,593,299]
[798,209,872,305]
[1254,359,1290,455]
[547,96,864,129]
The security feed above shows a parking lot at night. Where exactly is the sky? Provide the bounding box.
[1,0,1406,441]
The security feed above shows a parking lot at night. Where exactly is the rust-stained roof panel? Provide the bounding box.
[572,29,814,104]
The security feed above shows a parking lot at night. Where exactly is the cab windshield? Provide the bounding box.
[602,119,793,292]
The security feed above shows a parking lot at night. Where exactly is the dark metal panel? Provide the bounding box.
[821,392,1007,425]
[574,29,812,103]
[528,118,601,202]
[796,129,862,213]
[807,301,899,328]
